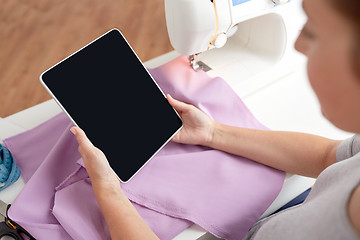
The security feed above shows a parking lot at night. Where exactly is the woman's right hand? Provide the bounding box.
[167,94,215,146]
[70,126,122,194]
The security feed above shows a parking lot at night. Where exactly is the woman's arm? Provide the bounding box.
[93,184,158,240]
[209,123,340,178]
[167,95,340,178]
[348,184,360,236]
[71,127,159,240]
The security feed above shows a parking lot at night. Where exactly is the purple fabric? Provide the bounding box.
[4,56,285,240]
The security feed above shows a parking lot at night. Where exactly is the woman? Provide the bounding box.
[70,0,360,238]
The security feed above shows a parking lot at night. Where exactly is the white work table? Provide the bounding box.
[0,1,353,238]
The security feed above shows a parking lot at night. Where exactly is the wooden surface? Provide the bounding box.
[0,0,173,117]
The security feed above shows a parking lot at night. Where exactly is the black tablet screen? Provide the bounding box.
[41,29,182,182]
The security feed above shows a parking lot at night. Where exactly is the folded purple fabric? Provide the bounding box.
[4,56,285,240]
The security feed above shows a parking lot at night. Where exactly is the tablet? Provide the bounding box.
[40,29,182,183]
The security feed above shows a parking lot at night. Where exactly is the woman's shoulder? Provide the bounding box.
[348,184,360,236]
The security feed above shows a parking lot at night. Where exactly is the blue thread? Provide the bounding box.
[0,144,21,191]
[232,0,251,6]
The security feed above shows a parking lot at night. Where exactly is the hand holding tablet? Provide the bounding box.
[40,29,182,182]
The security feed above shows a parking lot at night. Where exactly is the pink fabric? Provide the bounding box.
[4,56,285,240]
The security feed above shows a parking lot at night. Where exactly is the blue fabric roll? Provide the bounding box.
[0,144,21,191]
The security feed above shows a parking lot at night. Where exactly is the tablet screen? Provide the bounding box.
[41,29,182,182]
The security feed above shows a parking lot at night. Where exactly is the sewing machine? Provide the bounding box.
[165,0,292,98]
[0,0,352,239]
[165,0,287,69]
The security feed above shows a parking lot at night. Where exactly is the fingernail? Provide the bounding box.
[70,127,77,135]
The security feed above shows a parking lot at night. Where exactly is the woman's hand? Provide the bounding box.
[70,127,121,193]
[167,94,215,146]
[70,127,159,239]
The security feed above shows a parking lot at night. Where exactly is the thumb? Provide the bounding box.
[70,126,96,158]
[167,94,191,113]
